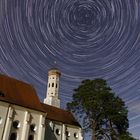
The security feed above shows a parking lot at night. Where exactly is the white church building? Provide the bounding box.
[0,68,83,140]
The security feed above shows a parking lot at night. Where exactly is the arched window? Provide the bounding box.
[10,133,17,140]
[30,124,37,132]
[28,135,34,140]
[0,117,2,124]
[52,83,54,87]
[13,121,20,129]
[56,128,61,135]
[66,131,70,137]
[74,132,78,139]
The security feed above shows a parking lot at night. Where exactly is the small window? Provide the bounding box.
[28,135,34,140]
[0,91,5,97]
[74,133,78,139]
[66,131,70,137]
[49,83,50,87]
[53,77,54,79]
[30,124,37,132]
[0,117,2,124]
[56,83,57,88]
[13,121,20,129]
[52,83,54,87]
[56,128,61,135]
[10,133,17,140]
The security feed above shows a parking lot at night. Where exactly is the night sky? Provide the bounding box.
[0,0,140,139]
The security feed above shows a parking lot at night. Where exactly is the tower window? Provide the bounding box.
[49,83,50,87]
[56,83,57,88]
[52,83,54,87]
[10,133,17,140]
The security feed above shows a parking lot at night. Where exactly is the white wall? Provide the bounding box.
[44,121,83,140]
[0,101,83,140]
[65,124,82,140]
[0,101,45,140]
[0,101,9,139]
[44,73,61,108]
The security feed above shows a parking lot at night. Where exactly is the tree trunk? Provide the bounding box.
[92,131,96,140]
[109,119,118,140]
[91,122,97,140]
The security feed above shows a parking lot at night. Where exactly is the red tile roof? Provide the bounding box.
[41,103,80,127]
[0,74,44,112]
[0,74,81,127]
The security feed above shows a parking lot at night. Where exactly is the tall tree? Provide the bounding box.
[67,79,134,140]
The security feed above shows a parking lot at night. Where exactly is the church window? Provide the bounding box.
[10,133,17,140]
[56,128,61,135]
[52,83,54,87]
[13,121,20,129]
[28,135,34,140]
[30,124,37,132]
[74,132,78,139]
[66,131,70,137]
[0,91,5,97]
[0,117,2,124]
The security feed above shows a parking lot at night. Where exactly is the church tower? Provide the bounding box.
[44,68,61,108]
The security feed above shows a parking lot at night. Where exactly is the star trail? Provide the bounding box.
[0,0,140,138]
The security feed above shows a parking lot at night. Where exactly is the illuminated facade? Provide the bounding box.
[0,69,83,140]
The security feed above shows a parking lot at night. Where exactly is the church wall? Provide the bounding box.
[52,122,63,140]
[0,101,9,139]
[10,105,28,140]
[0,101,45,140]
[11,104,46,140]
[44,121,58,140]
[44,120,83,140]
[65,125,81,140]
[44,121,63,140]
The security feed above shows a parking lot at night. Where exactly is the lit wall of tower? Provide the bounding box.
[44,68,61,108]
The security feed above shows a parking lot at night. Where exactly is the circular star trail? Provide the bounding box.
[0,0,140,138]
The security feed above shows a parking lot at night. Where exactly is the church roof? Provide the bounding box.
[0,74,45,112]
[0,74,81,127]
[41,103,80,127]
